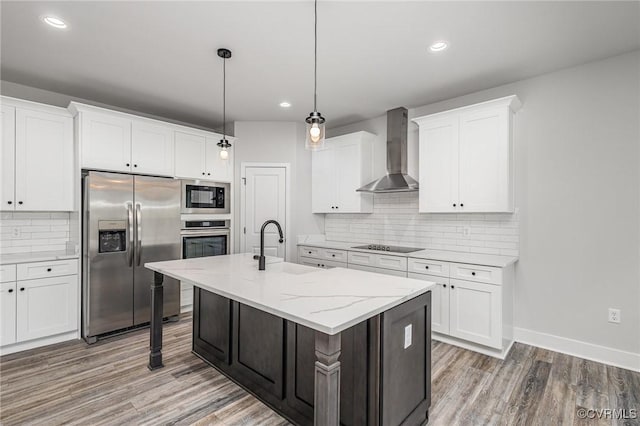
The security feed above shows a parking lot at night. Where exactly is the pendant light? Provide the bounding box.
[305,0,326,151]
[217,48,232,160]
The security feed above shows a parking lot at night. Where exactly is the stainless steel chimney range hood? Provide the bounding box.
[356,107,419,193]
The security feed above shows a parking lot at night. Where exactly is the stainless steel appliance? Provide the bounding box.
[181,180,230,214]
[352,244,423,253]
[357,107,419,193]
[82,171,181,342]
[181,219,230,259]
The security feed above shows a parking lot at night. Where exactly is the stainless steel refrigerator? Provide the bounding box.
[82,171,181,342]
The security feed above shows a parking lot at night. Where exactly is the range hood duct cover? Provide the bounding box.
[357,107,419,193]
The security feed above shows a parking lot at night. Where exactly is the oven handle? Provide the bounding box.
[180,229,230,236]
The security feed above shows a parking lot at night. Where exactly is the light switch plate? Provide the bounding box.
[404,324,412,349]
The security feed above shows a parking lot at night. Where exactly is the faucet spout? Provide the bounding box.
[254,220,284,270]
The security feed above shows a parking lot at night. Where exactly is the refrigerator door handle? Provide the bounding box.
[127,203,134,267]
[136,203,142,266]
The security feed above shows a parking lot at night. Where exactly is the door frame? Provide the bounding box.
[240,162,291,261]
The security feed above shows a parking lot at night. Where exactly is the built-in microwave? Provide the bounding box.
[181,180,230,214]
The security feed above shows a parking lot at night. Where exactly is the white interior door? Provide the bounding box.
[243,166,287,259]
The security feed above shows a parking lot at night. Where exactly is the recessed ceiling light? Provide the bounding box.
[279,101,292,108]
[429,41,448,52]
[42,16,67,29]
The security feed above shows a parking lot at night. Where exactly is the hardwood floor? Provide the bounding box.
[1,316,638,425]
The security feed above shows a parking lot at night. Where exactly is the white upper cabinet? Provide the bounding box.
[174,130,234,182]
[311,131,374,213]
[131,121,174,176]
[78,110,132,173]
[1,98,73,211]
[1,105,16,209]
[413,95,520,213]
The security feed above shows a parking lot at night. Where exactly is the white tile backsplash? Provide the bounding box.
[324,192,520,256]
[0,212,71,254]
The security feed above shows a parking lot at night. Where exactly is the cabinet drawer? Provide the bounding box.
[348,252,407,272]
[348,263,407,277]
[298,246,322,259]
[299,256,346,269]
[322,248,348,263]
[348,251,376,267]
[17,259,78,281]
[408,258,450,277]
[0,264,17,283]
[450,263,502,285]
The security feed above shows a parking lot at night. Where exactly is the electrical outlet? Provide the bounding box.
[608,308,621,324]
[462,226,471,237]
[404,324,412,349]
[12,227,20,238]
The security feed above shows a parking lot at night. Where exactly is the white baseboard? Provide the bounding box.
[514,327,640,372]
[0,331,79,356]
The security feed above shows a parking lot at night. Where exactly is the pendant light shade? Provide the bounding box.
[305,0,326,150]
[217,48,232,160]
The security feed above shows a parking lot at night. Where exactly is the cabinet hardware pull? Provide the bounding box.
[471,272,476,276]
[451,285,455,289]
[8,289,13,293]
[453,203,456,207]
[460,203,464,207]
[47,268,52,272]
[126,163,130,167]
[202,172,205,176]
[7,201,12,205]
[134,164,138,168]
[20,287,25,291]
[425,265,429,269]
[18,201,23,205]
[308,251,312,254]
[442,284,446,288]
[332,254,335,257]
[207,173,211,176]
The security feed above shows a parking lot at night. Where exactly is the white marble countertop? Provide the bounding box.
[0,250,79,265]
[145,253,434,335]
[297,240,517,267]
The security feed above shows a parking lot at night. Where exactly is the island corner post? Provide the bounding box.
[147,270,344,426]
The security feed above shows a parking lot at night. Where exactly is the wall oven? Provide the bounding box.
[181,219,230,259]
[181,180,230,214]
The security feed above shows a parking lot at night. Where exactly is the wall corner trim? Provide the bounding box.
[514,327,640,372]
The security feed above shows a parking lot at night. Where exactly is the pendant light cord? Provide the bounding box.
[314,0,318,112]
[222,56,226,139]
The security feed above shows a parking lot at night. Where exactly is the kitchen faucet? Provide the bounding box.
[253,220,284,270]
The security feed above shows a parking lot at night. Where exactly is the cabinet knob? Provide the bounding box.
[207,173,211,176]
[47,268,52,272]
[202,172,206,176]
[321,264,325,267]
[332,254,335,257]
[460,203,464,207]
[134,164,138,168]
[8,288,13,293]
[336,206,339,209]
[425,265,429,269]
[471,272,476,276]
[453,203,456,207]
[18,201,23,205]
[7,201,12,205]
[20,287,25,291]
[442,284,446,288]
[451,285,455,289]
[126,163,130,167]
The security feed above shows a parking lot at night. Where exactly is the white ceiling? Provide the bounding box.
[2,1,639,130]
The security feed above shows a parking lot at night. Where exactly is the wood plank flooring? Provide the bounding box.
[1,315,638,425]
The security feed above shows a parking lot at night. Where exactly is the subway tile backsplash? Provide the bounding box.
[0,212,71,254]
[324,192,519,256]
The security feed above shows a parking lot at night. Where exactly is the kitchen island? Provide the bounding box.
[145,253,435,426]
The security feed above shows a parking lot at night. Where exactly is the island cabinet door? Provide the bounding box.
[231,302,285,399]
[192,288,232,367]
[380,292,431,426]
[285,322,368,426]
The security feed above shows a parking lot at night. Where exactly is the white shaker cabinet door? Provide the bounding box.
[16,275,78,342]
[15,109,74,211]
[174,131,207,180]
[449,279,501,349]
[311,146,335,213]
[131,121,174,177]
[418,116,459,213]
[0,281,17,346]
[205,137,233,182]
[1,105,15,210]
[80,112,132,173]
[334,140,361,213]
[458,107,511,212]
[408,273,450,335]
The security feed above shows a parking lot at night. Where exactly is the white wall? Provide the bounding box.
[329,50,640,358]
[233,121,324,261]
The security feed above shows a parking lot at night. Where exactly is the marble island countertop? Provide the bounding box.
[0,250,79,265]
[146,253,435,335]
[297,239,517,268]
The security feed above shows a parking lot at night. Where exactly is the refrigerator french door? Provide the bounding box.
[82,171,181,341]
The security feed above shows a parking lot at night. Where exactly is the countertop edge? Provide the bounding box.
[0,251,80,265]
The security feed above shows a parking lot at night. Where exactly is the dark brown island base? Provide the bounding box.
[192,288,432,426]
[144,254,434,426]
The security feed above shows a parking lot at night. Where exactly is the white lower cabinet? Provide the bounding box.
[448,278,501,349]
[1,260,79,354]
[409,273,450,334]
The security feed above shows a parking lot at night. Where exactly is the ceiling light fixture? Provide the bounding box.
[279,101,292,108]
[429,41,448,52]
[217,48,232,161]
[42,15,67,29]
[304,0,326,151]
